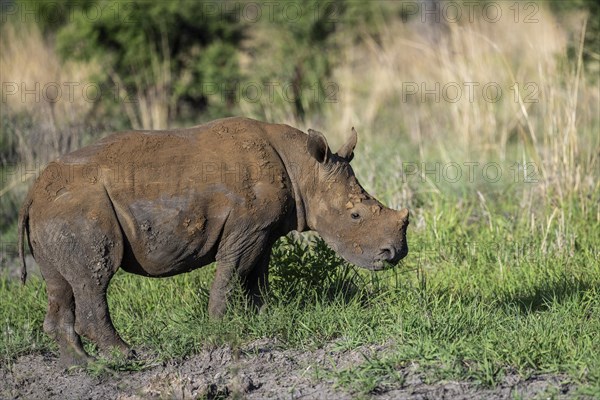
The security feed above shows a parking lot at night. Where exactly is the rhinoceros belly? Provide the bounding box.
[111,191,230,277]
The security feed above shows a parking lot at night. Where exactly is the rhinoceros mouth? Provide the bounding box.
[368,260,392,271]
[370,261,386,271]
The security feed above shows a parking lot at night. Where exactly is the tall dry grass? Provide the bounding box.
[0,21,171,157]
[307,5,599,211]
[0,22,100,165]
[1,5,598,230]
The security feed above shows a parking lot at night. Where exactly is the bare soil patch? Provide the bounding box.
[1,339,583,399]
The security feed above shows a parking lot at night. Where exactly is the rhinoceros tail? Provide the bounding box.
[18,193,33,285]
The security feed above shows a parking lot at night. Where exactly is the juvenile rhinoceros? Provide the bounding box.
[18,117,409,365]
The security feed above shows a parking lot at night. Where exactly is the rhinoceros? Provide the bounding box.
[18,117,409,365]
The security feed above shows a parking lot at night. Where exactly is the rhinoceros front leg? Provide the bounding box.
[208,234,271,318]
[242,251,271,312]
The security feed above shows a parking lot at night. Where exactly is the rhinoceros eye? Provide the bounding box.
[351,212,361,220]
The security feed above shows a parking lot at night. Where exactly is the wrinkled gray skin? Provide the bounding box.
[18,117,409,366]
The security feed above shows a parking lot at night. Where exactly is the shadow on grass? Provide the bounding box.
[497,276,594,314]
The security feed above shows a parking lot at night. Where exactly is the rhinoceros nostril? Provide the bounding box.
[379,245,396,261]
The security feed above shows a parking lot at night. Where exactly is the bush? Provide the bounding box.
[270,235,363,304]
[24,0,245,128]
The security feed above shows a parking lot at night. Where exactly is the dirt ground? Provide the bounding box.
[0,338,584,400]
[0,260,587,399]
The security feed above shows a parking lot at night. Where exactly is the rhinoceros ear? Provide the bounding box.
[307,129,330,164]
[336,127,358,162]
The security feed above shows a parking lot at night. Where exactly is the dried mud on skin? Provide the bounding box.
[0,339,583,400]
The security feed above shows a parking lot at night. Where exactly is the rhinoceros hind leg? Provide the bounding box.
[49,203,130,357]
[63,239,129,357]
[39,261,92,367]
[71,280,130,357]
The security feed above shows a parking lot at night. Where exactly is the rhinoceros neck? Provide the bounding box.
[265,126,317,233]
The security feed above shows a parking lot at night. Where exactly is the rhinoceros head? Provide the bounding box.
[304,128,409,270]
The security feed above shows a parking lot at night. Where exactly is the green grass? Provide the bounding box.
[1,186,598,395]
[1,131,598,396]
